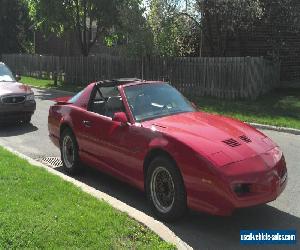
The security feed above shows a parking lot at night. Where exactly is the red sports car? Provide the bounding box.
[48,79,287,221]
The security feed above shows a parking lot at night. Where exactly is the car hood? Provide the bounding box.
[0,81,32,96]
[142,112,277,166]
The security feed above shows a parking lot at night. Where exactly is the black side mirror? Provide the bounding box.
[15,74,21,81]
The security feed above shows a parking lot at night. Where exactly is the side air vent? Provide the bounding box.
[222,138,241,147]
[239,135,252,143]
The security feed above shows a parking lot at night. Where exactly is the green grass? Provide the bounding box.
[191,88,300,129]
[21,76,84,93]
[0,147,174,249]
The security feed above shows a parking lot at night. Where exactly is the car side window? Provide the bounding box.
[89,86,126,118]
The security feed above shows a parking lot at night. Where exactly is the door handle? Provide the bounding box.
[82,120,92,127]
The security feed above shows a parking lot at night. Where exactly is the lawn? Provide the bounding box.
[191,88,300,130]
[0,147,174,249]
[21,76,84,93]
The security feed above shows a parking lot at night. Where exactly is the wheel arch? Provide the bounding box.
[59,122,73,140]
[143,148,182,188]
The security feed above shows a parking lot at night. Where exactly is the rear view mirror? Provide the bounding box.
[112,112,128,125]
[15,74,21,81]
[191,102,197,109]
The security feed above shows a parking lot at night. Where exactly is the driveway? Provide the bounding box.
[0,88,299,249]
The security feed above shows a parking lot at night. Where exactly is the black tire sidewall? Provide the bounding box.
[146,156,187,221]
[23,115,31,124]
[60,128,81,175]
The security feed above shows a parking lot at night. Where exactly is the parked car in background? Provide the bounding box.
[48,79,287,221]
[0,62,36,124]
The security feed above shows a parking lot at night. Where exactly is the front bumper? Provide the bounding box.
[225,152,287,210]
[0,100,36,123]
[187,147,287,216]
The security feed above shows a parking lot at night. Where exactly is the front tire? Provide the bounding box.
[22,115,32,124]
[60,128,82,175]
[146,156,187,221]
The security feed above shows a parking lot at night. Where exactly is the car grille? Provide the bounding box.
[222,138,241,147]
[1,95,26,104]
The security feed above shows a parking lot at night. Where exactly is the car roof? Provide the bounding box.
[95,78,165,88]
[96,78,141,87]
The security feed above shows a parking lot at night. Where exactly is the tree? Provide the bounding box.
[193,0,263,56]
[259,0,300,58]
[0,0,32,54]
[105,0,154,56]
[27,0,123,56]
[147,0,199,56]
[183,0,300,57]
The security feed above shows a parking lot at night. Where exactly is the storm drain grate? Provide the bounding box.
[36,157,63,168]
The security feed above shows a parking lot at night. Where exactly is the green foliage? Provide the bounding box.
[146,0,300,58]
[26,0,123,56]
[259,0,300,58]
[105,34,119,47]
[196,0,263,56]
[148,0,197,56]
[192,88,300,129]
[117,0,154,56]
[0,0,33,54]
[21,76,85,92]
[26,0,154,56]
[0,146,175,249]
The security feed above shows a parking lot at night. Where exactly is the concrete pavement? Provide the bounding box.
[0,88,299,249]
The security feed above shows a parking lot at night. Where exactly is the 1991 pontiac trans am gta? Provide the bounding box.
[48,79,287,221]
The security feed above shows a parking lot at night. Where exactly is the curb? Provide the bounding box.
[249,122,300,135]
[0,143,192,250]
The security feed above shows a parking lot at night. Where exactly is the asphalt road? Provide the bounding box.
[0,88,299,250]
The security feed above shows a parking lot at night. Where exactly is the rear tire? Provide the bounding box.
[146,156,187,221]
[60,128,82,175]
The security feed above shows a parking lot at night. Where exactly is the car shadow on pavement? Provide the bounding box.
[0,123,38,137]
[167,206,300,250]
[53,165,299,250]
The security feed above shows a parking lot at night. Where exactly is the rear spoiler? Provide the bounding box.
[52,96,72,105]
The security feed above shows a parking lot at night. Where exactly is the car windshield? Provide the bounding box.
[0,64,15,82]
[69,90,83,103]
[124,83,196,122]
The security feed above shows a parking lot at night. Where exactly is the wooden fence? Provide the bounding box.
[1,54,280,99]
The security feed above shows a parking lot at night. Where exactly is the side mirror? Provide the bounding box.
[112,112,128,126]
[15,74,21,81]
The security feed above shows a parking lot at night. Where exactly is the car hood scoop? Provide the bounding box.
[222,138,241,147]
[145,112,275,164]
[150,112,251,142]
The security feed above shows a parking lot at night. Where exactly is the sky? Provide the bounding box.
[142,0,188,10]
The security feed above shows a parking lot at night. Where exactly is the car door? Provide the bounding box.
[78,86,116,173]
[103,121,151,187]
[79,85,151,187]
